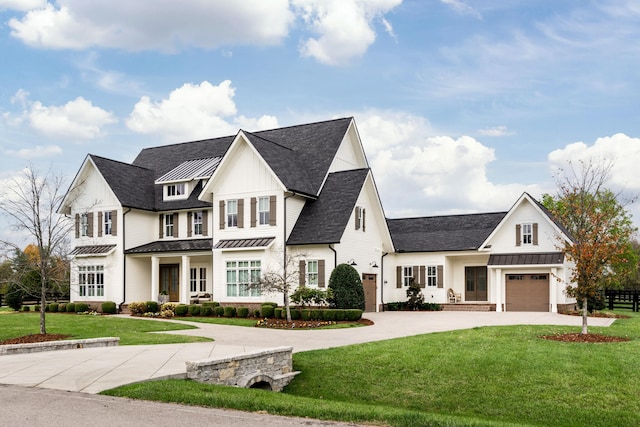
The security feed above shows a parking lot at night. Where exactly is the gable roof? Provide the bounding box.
[387,212,507,253]
[287,168,370,245]
[90,155,156,210]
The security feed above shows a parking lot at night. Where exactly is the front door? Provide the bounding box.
[362,273,377,312]
[465,266,487,301]
[160,264,180,302]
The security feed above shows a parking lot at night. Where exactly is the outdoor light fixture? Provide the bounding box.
[370,261,379,268]
[348,258,357,266]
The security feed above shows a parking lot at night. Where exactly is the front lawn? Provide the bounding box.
[0,312,211,345]
[103,311,640,426]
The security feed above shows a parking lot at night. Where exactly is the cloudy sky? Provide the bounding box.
[1,0,639,246]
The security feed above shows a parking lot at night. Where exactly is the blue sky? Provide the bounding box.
[1,0,639,246]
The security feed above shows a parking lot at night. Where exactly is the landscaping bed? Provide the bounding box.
[256,318,373,329]
[0,333,71,345]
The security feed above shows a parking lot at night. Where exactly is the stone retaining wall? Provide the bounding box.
[186,346,299,392]
[0,337,120,356]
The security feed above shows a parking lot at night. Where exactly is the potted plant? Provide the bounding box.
[159,290,169,304]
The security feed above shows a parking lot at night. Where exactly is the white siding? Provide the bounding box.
[328,123,368,173]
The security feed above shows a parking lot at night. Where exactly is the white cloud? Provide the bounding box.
[126,80,278,142]
[28,97,117,140]
[0,0,46,11]
[8,1,294,52]
[477,126,515,137]
[293,0,402,65]
[440,0,482,19]
[5,145,62,158]
[355,112,538,217]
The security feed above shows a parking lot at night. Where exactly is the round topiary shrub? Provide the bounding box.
[328,263,365,310]
[58,303,67,313]
[223,306,236,318]
[345,309,363,321]
[260,304,274,318]
[22,305,30,312]
[188,304,201,316]
[175,304,189,316]
[75,303,89,313]
[66,303,76,313]
[49,302,59,313]
[102,301,117,314]
[237,307,249,318]
[201,306,214,316]
[214,306,225,316]
[146,301,159,313]
[274,308,283,319]
[34,305,41,312]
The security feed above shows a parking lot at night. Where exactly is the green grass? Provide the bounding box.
[0,312,211,345]
[103,311,640,426]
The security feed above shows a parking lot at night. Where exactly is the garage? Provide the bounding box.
[505,274,549,311]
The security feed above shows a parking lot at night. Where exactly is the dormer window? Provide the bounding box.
[165,183,187,199]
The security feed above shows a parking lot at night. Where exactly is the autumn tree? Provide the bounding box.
[543,160,637,334]
[0,166,73,334]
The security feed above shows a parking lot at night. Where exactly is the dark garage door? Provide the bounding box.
[506,274,549,312]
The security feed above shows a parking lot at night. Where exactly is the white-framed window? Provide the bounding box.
[80,213,89,237]
[165,214,174,237]
[522,223,533,245]
[226,260,261,297]
[190,267,207,293]
[427,266,437,287]
[104,211,112,235]
[258,196,270,225]
[190,268,197,292]
[307,260,319,286]
[166,183,186,198]
[78,265,104,298]
[403,266,413,287]
[199,267,207,292]
[193,211,203,236]
[227,200,238,228]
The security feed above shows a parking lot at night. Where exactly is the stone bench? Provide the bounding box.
[186,346,300,392]
[0,337,120,356]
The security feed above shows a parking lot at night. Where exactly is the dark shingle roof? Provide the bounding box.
[125,238,212,254]
[90,155,156,210]
[287,169,369,245]
[387,212,507,253]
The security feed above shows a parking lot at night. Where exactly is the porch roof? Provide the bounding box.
[214,237,275,250]
[70,244,117,256]
[124,238,213,254]
[488,252,565,266]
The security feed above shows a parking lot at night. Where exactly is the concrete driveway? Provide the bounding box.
[0,311,614,394]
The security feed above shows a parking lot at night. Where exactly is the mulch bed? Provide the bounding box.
[564,310,630,318]
[0,334,71,345]
[540,333,630,343]
[256,318,374,329]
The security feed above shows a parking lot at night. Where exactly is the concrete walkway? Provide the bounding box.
[0,311,614,394]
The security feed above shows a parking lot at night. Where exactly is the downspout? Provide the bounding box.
[120,208,131,312]
[380,252,388,311]
[329,244,337,270]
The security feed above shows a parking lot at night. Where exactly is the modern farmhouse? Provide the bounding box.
[60,117,576,312]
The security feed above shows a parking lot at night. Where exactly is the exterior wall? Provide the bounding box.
[328,123,367,173]
[125,256,151,303]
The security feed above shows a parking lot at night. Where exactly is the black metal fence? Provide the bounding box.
[604,289,640,312]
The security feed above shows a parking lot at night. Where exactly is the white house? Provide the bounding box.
[60,117,576,312]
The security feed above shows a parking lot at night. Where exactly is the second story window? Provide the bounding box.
[193,211,203,235]
[258,196,270,225]
[165,183,186,199]
[104,211,112,235]
[80,213,89,237]
[227,200,238,228]
[307,260,318,286]
[522,223,532,245]
[165,214,174,237]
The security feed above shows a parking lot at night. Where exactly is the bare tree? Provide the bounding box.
[543,160,637,334]
[252,247,307,322]
[0,166,73,334]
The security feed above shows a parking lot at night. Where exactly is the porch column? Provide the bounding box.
[494,268,502,312]
[181,255,190,304]
[151,256,159,301]
[550,267,558,313]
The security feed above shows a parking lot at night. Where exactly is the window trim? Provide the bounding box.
[80,213,89,237]
[258,196,270,226]
[104,211,112,236]
[403,266,413,287]
[227,199,238,228]
[307,260,319,286]
[522,223,533,245]
[165,214,174,238]
[78,265,104,298]
[193,211,203,236]
[226,260,261,297]
[165,183,187,199]
[426,265,437,287]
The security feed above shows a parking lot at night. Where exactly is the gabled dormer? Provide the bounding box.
[155,157,221,202]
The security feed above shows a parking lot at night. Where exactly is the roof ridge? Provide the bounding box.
[242,130,295,152]
[387,211,508,221]
[255,116,353,134]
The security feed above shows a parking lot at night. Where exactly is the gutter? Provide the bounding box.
[380,251,388,311]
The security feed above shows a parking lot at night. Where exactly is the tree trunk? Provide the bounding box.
[284,288,292,322]
[581,296,588,335]
[40,278,47,334]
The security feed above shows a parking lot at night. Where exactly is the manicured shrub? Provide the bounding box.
[58,303,67,313]
[322,309,336,321]
[102,301,117,314]
[188,304,201,316]
[260,304,274,318]
[75,303,89,313]
[237,307,249,318]
[311,309,322,320]
[301,309,311,321]
[66,303,76,313]
[274,308,283,319]
[128,301,147,315]
[253,309,261,317]
[202,301,220,308]
[34,305,41,312]
[22,305,30,312]
[334,309,346,321]
[44,304,50,312]
[201,306,214,316]
[290,309,301,320]
[223,306,236,318]
[406,280,425,311]
[290,286,332,308]
[345,309,363,321]
[328,263,365,310]
[262,302,278,308]
[49,302,59,313]
[214,306,225,316]
[174,304,189,316]
[146,301,159,313]
[160,302,177,313]
[6,283,24,311]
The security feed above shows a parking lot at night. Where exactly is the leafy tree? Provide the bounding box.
[0,166,73,334]
[405,279,425,311]
[543,160,637,334]
[328,263,365,310]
